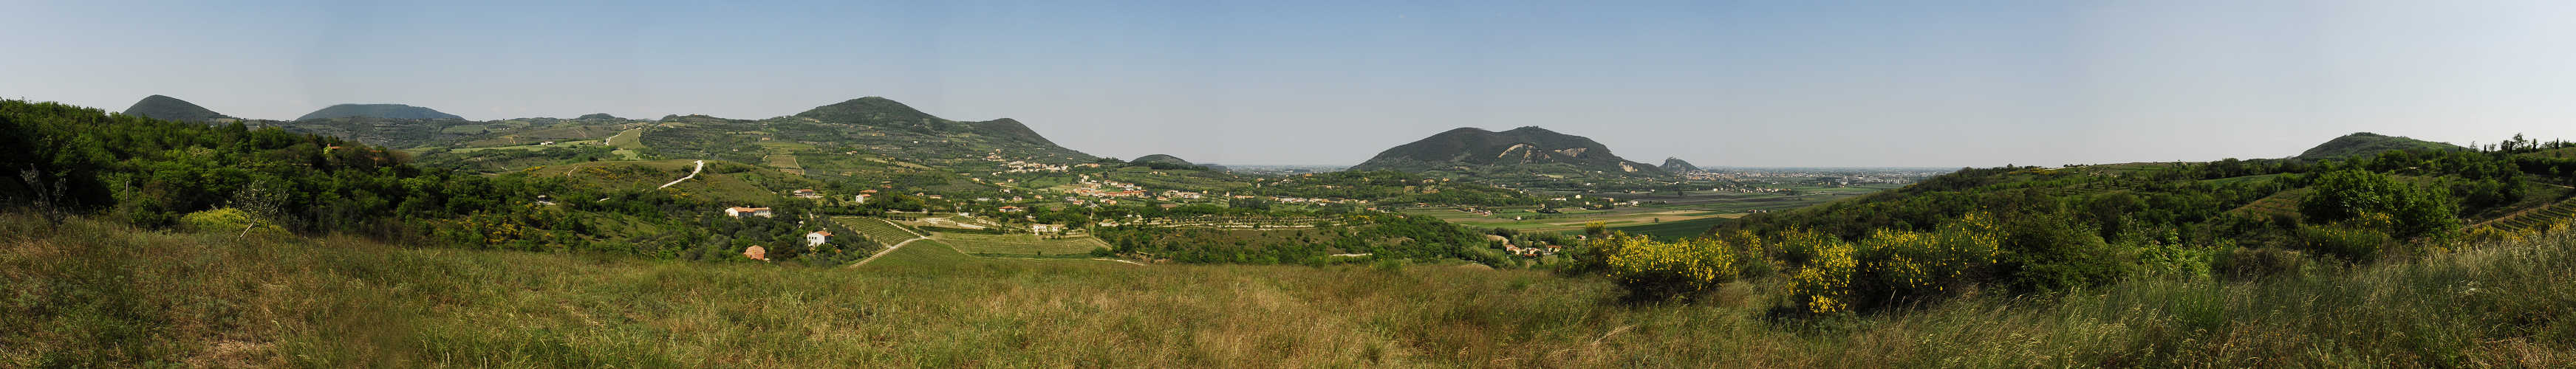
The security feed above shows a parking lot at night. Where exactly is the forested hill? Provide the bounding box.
[702,97,1094,165]
[1130,154,1195,168]
[120,94,230,123]
[1350,126,1667,178]
[2297,132,2465,160]
[296,103,462,120]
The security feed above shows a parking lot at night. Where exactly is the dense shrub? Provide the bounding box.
[2296,224,2396,262]
[2300,169,2459,238]
[1603,236,1736,300]
[1784,235,1857,314]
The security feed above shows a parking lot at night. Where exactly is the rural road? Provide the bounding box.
[657,159,704,189]
[847,237,927,267]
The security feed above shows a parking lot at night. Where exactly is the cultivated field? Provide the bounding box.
[933,232,1111,256]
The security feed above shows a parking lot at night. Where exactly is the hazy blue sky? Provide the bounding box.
[7,1,2576,167]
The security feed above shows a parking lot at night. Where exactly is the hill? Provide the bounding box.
[2297,132,2465,160]
[119,94,230,122]
[1130,154,1195,166]
[1660,157,1702,173]
[296,103,462,120]
[1350,126,1666,178]
[636,97,1093,170]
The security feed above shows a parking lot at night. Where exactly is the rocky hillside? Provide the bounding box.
[1661,157,1703,173]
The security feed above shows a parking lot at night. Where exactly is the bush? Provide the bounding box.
[2300,169,2459,238]
[2296,224,2396,262]
[1994,213,2130,294]
[1856,213,2002,304]
[1604,236,1736,300]
[1784,235,1858,314]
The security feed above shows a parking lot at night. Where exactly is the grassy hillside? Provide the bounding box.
[10,213,2574,367]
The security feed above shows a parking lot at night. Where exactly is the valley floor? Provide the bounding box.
[4,213,2572,367]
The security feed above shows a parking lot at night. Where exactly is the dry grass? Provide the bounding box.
[4,212,2572,367]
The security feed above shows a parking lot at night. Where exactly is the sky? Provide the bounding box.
[6,1,2576,167]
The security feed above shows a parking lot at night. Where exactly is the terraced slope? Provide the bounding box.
[2475,197,2576,232]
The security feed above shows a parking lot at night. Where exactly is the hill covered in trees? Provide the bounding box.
[2297,132,2466,160]
[296,103,462,120]
[119,94,230,123]
[1130,154,1193,166]
[1352,126,1667,178]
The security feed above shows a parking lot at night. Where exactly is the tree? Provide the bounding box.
[18,165,67,227]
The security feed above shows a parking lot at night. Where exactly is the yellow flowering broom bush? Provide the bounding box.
[1604,235,1737,300]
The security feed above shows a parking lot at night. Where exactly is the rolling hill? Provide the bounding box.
[2297,132,2466,160]
[119,94,230,123]
[640,97,1093,168]
[297,103,463,120]
[1130,154,1195,166]
[1351,126,1667,178]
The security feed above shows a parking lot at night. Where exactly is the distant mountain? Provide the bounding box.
[120,95,230,123]
[575,113,622,120]
[297,103,462,120]
[1661,157,1703,173]
[1350,126,1666,177]
[2297,132,2467,160]
[1130,154,1195,166]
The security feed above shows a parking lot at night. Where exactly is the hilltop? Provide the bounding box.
[119,95,230,122]
[2297,132,2465,160]
[297,103,462,120]
[1660,157,1703,173]
[1351,126,1666,179]
[790,97,1061,148]
[1130,154,1195,166]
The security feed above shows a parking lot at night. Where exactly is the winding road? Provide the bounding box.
[657,160,705,189]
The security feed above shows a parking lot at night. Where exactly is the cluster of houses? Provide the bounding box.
[1486,234,1562,258]
[1067,178,1149,198]
[994,160,1069,173]
[1504,244,1563,258]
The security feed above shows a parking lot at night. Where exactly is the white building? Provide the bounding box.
[725,207,773,218]
[805,231,831,246]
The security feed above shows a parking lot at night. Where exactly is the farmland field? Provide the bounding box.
[935,232,1112,256]
[607,128,645,159]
